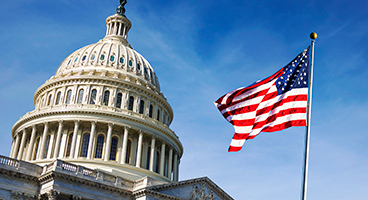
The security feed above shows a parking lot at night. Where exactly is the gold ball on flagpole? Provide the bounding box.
[310,32,317,40]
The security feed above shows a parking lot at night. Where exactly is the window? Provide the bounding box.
[43,135,51,159]
[55,92,61,105]
[65,90,72,104]
[90,89,97,104]
[100,54,105,61]
[82,55,87,61]
[103,90,110,106]
[109,136,118,161]
[74,57,78,63]
[116,93,122,108]
[139,100,145,114]
[129,60,133,67]
[95,134,104,159]
[77,89,84,104]
[120,57,124,64]
[33,137,40,160]
[91,54,96,60]
[155,150,160,173]
[128,96,134,111]
[47,95,52,106]
[65,133,73,157]
[146,146,151,170]
[149,105,153,118]
[126,139,131,164]
[110,55,115,62]
[157,109,160,121]
[80,133,90,157]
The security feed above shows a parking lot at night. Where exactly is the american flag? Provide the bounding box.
[215,47,310,152]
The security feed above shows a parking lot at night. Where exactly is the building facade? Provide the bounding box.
[0,2,233,200]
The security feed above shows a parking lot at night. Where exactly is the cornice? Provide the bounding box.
[39,171,132,196]
[0,167,39,183]
[133,188,187,200]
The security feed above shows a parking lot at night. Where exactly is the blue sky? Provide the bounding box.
[1,0,367,199]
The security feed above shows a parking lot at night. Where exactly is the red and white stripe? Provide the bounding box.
[215,69,308,152]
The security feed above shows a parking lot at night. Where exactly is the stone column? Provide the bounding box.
[69,120,80,159]
[46,130,55,159]
[135,131,143,167]
[173,152,178,181]
[104,123,114,161]
[38,122,49,160]
[53,120,63,159]
[159,143,166,175]
[120,126,129,164]
[149,137,156,171]
[12,133,21,159]
[118,22,122,36]
[26,126,37,161]
[17,129,27,160]
[87,121,97,159]
[10,140,15,158]
[168,148,173,180]
[132,137,138,166]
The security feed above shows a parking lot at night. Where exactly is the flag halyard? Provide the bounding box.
[215,47,310,152]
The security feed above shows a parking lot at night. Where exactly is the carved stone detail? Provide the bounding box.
[10,191,22,200]
[69,195,82,200]
[189,184,216,200]
[24,194,37,200]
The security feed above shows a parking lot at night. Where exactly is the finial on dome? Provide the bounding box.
[117,0,127,16]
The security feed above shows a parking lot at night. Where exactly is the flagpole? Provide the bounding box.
[301,32,317,200]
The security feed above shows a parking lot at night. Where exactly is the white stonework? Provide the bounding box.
[2,2,233,200]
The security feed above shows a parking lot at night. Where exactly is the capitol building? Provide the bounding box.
[0,1,233,200]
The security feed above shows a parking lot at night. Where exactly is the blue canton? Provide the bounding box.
[275,47,310,95]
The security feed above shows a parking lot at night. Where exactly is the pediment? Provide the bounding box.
[145,177,233,200]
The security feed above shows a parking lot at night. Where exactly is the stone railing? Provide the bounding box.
[0,155,43,176]
[47,160,135,189]
[0,155,19,168]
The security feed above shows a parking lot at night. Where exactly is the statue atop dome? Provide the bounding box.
[117,0,127,16]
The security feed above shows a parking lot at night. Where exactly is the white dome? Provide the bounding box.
[55,14,161,91]
[10,10,182,183]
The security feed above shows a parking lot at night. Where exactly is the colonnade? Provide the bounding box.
[10,120,180,181]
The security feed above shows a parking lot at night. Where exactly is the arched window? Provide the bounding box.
[103,90,110,106]
[65,133,73,157]
[157,109,160,121]
[80,133,90,157]
[77,89,84,104]
[149,105,153,118]
[126,139,131,164]
[164,155,168,176]
[55,92,61,105]
[128,96,134,111]
[43,135,51,159]
[155,150,160,173]
[139,100,145,114]
[47,95,52,106]
[109,136,118,161]
[33,137,40,160]
[116,93,122,108]
[146,146,151,170]
[95,134,105,159]
[90,89,97,104]
[66,90,72,104]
